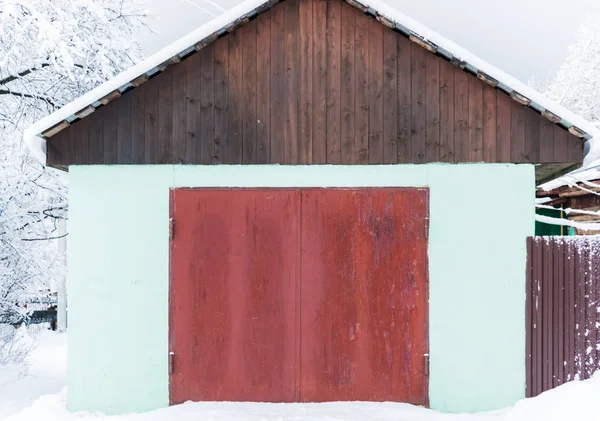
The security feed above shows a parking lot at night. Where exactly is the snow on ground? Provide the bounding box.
[0,326,66,419]
[0,329,599,421]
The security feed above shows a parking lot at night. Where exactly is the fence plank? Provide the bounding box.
[526,237,533,398]
[534,238,543,396]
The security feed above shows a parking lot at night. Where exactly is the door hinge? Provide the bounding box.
[169,351,175,375]
[424,353,430,376]
[169,218,175,241]
[424,217,429,239]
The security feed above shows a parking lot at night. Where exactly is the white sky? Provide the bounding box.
[136,0,600,84]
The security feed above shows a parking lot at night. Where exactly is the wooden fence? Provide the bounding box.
[526,236,600,398]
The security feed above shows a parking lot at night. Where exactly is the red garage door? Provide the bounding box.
[169,188,429,406]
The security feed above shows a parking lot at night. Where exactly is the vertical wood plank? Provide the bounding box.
[526,237,533,397]
[468,77,483,162]
[439,60,454,162]
[312,0,327,164]
[171,60,187,164]
[482,85,497,162]
[453,68,469,162]
[368,21,384,164]
[496,91,511,162]
[575,241,586,380]
[524,108,541,163]
[425,54,440,162]
[326,0,341,163]
[144,77,160,163]
[553,126,568,164]
[130,88,145,164]
[214,37,230,164]
[510,103,525,162]
[354,11,369,164]
[534,238,543,396]
[411,46,427,163]
[200,44,216,164]
[102,101,118,164]
[256,11,271,164]
[242,22,257,164]
[185,52,202,164]
[557,240,565,386]
[71,118,90,165]
[158,68,174,164]
[552,239,560,388]
[229,30,243,164]
[382,28,398,164]
[585,240,596,379]
[299,0,313,163]
[567,135,584,163]
[270,3,285,164]
[340,3,355,164]
[543,240,554,393]
[540,119,555,163]
[397,37,412,163]
[117,93,132,164]
[284,0,299,164]
[89,112,104,165]
[565,241,575,383]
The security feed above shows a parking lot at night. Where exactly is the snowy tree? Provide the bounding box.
[533,17,600,123]
[0,0,147,359]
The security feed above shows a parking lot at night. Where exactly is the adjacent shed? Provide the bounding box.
[25,0,596,416]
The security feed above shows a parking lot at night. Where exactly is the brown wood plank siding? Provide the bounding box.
[340,3,355,164]
[425,54,440,162]
[117,93,132,164]
[411,46,427,163]
[396,36,412,163]
[382,28,398,164]
[185,52,202,164]
[72,117,90,165]
[270,2,286,164]
[229,30,243,164]
[299,0,314,164]
[157,67,174,164]
[48,0,583,169]
[214,37,230,164]
[438,60,454,162]
[312,0,327,164]
[102,101,118,163]
[468,77,483,161]
[284,0,300,164]
[354,11,369,164]
[242,22,257,164]
[482,85,496,162]
[171,59,187,164]
[325,0,341,163]
[200,44,216,164]
[368,21,384,164]
[453,68,469,162]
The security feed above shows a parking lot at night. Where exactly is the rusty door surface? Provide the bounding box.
[300,188,429,404]
[170,187,429,405]
[169,189,301,404]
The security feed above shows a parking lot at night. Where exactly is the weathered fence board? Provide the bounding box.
[526,236,600,397]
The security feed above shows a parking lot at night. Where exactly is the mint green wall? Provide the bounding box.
[67,164,534,415]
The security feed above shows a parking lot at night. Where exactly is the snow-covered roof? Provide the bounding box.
[24,0,598,165]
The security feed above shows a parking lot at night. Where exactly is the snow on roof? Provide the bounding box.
[24,0,598,165]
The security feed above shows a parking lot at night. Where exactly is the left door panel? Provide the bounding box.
[169,188,301,404]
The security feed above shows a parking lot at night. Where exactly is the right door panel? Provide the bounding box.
[300,188,429,405]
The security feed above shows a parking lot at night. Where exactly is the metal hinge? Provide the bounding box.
[169,218,175,241]
[424,217,429,239]
[169,351,175,375]
[424,353,430,376]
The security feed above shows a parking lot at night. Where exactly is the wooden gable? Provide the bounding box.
[47,0,583,181]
